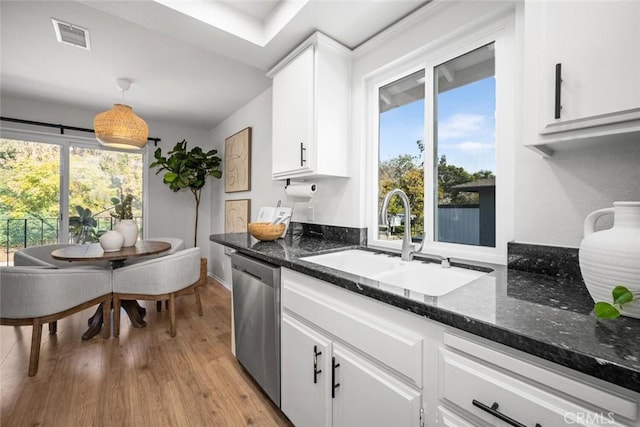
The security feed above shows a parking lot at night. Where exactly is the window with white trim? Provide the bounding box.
[0,130,147,262]
[368,18,515,264]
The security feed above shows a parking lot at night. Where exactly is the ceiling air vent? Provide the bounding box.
[52,18,91,50]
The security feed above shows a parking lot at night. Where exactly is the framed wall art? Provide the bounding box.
[225,127,251,193]
[225,199,251,233]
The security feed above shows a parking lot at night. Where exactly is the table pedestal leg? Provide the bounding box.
[121,300,147,328]
[83,300,148,340]
[82,303,105,341]
[135,301,147,317]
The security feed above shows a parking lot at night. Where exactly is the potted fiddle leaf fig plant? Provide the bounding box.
[150,140,222,247]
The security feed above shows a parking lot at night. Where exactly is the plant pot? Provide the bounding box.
[115,219,138,247]
[99,230,124,252]
[579,201,640,319]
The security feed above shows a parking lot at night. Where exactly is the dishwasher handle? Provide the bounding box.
[233,265,264,282]
[231,252,280,288]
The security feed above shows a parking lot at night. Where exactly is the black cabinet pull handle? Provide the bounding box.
[300,142,306,166]
[331,357,340,398]
[472,400,540,427]
[313,345,322,384]
[554,63,562,119]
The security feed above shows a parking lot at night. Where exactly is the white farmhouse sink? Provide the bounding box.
[303,249,488,297]
[302,249,403,277]
[373,262,487,297]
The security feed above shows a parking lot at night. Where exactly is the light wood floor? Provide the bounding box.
[1,278,292,427]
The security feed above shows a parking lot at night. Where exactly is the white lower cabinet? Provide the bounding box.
[281,269,426,427]
[280,268,640,427]
[332,343,421,427]
[281,314,421,427]
[440,348,597,426]
[439,333,639,427]
[281,313,331,427]
[436,406,475,427]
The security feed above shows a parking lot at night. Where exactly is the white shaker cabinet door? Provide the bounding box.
[281,313,332,427]
[272,46,315,178]
[523,1,640,154]
[269,32,350,179]
[436,406,476,427]
[331,343,422,427]
[538,1,640,123]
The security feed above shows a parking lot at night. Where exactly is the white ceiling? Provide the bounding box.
[0,0,429,129]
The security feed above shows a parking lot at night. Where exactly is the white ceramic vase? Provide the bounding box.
[579,201,640,319]
[99,230,124,252]
[115,219,138,247]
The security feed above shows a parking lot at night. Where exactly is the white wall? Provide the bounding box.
[208,88,284,285]
[514,139,640,246]
[206,0,640,273]
[0,95,214,258]
[346,0,640,249]
[5,0,639,270]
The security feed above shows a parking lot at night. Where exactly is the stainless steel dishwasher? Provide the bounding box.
[231,252,281,407]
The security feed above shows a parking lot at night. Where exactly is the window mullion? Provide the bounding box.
[423,65,436,247]
[59,142,70,244]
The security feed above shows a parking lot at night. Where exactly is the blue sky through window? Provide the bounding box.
[379,77,495,173]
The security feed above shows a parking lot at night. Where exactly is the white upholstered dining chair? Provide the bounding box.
[121,238,185,266]
[14,244,110,269]
[153,238,185,312]
[151,237,184,255]
[119,237,187,312]
[13,244,110,335]
[112,247,202,337]
[0,266,112,376]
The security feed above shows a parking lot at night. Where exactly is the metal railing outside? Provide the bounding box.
[1,216,142,266]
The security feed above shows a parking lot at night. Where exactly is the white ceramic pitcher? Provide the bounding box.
[579,201,640,319]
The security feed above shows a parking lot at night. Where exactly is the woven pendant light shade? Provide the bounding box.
[94,104,149,150]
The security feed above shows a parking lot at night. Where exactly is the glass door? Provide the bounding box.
[0,136,144,265]
[68,145,143,244]
[0,138,61,265]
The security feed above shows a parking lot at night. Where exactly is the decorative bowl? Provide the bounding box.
[248,222,285,241]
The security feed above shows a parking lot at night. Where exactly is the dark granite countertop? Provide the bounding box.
[210,232,640,394]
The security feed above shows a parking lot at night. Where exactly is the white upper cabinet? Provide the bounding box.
[268,32,351,180]
[523,1,640,156]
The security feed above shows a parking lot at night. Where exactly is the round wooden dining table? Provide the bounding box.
[52,240,171,340]
[52,240,171,268]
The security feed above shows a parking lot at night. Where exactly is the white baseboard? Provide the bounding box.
[209,272,232,290]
